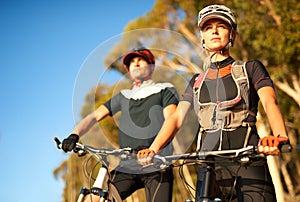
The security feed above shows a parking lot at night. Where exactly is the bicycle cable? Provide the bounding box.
[83,155,97,181]
[178,162,196,200]
[87,158,102,202]
[227,165,241,201]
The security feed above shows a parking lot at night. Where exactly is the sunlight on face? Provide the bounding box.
[201,19,231,51]
[129,57,152,80]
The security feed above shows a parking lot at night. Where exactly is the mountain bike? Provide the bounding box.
[151,143,292,202]
[54,137,133,202]
[55,136,291,202]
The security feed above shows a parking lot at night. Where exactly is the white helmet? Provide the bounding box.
[198,5,237,30]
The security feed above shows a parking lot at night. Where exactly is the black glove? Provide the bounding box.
[62,134,79,152]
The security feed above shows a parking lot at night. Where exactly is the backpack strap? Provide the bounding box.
[231,60,251,110]
[193,71,207,89]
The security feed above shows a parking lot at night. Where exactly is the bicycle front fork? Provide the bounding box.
[77,186,109,202]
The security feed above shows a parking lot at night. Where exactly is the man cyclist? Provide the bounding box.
[61,48,178,202]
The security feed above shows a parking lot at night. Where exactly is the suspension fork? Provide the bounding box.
[77,186,109,202]
[77,165,110,202]
[201,166,216,200]
[196,163,221,202]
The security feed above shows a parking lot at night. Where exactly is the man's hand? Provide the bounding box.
[62,134,79,152]
[258,136,289,155]
[137,148,156,166]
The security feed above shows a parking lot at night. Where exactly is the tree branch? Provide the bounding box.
[263,0,281,26]
[274,77,300,106]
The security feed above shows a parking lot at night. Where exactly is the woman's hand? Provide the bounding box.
[137,148,156,166]
[258,136,289,155]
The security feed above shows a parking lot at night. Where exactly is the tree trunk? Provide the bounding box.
[256,112,285,202]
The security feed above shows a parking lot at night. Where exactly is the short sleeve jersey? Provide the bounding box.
[104,81,178,152]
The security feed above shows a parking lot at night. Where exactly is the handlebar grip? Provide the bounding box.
[279,142,292,153]
[54,137,62,149]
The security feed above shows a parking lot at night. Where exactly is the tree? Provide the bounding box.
[54,0,300,201]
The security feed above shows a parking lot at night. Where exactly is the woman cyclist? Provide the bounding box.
[138,4,289,201]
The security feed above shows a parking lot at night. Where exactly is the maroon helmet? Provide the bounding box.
[122,48,155,71]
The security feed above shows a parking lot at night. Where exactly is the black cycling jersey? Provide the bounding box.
[104,81,178,151]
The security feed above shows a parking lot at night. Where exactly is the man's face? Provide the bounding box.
[128,57,152,80]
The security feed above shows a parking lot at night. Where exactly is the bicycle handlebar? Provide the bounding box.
[54,137,133,160]
[54,136,292,169]
[152,143,292,169]
[152,146,257,169]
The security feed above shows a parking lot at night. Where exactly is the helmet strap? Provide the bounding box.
[229,29,234,47]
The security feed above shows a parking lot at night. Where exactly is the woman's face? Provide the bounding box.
[128,57,152,80]
[201,19,232,52]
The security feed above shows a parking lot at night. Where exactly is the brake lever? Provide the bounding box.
[75,149,87,157]
[54,137,62,149]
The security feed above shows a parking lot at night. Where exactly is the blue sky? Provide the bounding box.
[0,1,154,201]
